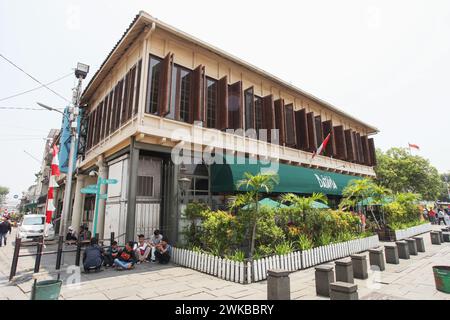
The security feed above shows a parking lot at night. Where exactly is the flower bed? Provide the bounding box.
[171,234,380,283]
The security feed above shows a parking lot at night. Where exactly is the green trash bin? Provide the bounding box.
[433,266,450,294]
[31,279,62,300]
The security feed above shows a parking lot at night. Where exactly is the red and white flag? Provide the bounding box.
[312,133,331,159]
[44,145,60,235]
[408,143,420,150]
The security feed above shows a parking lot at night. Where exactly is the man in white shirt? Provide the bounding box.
[437,209,446,225]
[149,230,163,262]
[134,234,150,264]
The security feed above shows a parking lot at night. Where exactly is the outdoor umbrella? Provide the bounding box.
[242,198,288,210]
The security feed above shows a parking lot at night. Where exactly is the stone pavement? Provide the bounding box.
[0,226,449,300]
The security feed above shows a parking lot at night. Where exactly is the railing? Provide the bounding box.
[394,223,432,241]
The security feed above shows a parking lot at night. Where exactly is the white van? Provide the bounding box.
[18,214,55,242]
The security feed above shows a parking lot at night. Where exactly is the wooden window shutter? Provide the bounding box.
[86,113,92,150]
[333,125,347,160]
[217,75,228,130]
[274,98,286,145]
[158,53,173,117]
[314,116,324,144]
[134,59,142,116]
[107,90,114,134]
[121,72,130,124]
[189,65,204,123]
[102,95,109,140]
[295,109,309,151]
[345,129,356,162]
[355,132,363,164]
[306,112,317,152]
[322,120,337,157]
[262,94,275,142]
[361,135,371,166]
[228,81,243,130]
[99,101,106,141]
[284,104,296,147]
[368,138,377,166]
[126,65,137,120]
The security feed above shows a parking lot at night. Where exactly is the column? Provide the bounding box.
[126,138,139,242]
[71,174,86,234]
[96,155,108,240]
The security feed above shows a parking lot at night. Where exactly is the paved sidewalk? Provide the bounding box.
[0,226,449,300]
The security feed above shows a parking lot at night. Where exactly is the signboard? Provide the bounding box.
[100,178,118,185]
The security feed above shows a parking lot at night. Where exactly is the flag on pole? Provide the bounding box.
[312,133,331,159]
[408,143,420,150]
[44,145,60,235]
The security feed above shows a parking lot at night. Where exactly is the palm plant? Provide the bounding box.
[231,172,279,259]
[281,192,328,223]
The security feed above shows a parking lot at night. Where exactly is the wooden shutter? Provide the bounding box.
[228,81,243,130]
[368,138,377,166]
[307,112,317,152]
[314,116,323,144]
[217,76,228,130]
[121,72,130,124]
[333,125,347,160]
[158,53,173,117]
[284,104,296,147]
[354,132,363,164]
[190,65,204,123]
[134,59,142,116]
[295,109,309,150]
[322,120,337,157]
[262,94,275,142]
[107,90,114,135]
[361,135,371,166]
[126,65,137,120]
[345,129,356,162]
[86,113,92,150]
[274,98,286,145]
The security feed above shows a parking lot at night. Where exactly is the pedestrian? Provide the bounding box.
[437,208,446,225]
[0,217,12,247]
[82,238,104,272]
[103,241,119,267]
[358,211,366,233]
[149,229,163,262]
[134,234,150,264]
[113,241,136,270]
[66,226,77,242]
[154,237,172,264]
[422,208,429,220]
[428,208,436,224]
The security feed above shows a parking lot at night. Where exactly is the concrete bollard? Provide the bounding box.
[385,245,399,264]
[350,254,368,279]
[442,232,450,243]
[406,238,418,255]
[315,264,335,297]
[369,247,385,271]
[335,258,354,284]
[267,269,290,300]
[329,282,358,300]
[396,240,410,259]
[413,236,426,252]
[438,231,444,243]
[430,231,441,245]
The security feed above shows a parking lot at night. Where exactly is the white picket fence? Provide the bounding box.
[172,235,380,283]
[394,222,432,240]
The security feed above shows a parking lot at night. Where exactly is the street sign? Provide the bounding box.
[99,193,108,200]
[100,178,118,185]
[81,187,97,194]
[86,184,97,189]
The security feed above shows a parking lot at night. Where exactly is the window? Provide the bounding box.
[145,55,162,114]
[255,96,263,137]
[134,60,142,115]
[206,78,217,128]
[285,104,296,147]
[137,176,154,197]
[179,68,191,122]
[168,64,179,120]
[228,82,242,130]
[244,87,255,131]
[315,116,323,144]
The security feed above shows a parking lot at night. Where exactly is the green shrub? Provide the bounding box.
[226,250,246,262]
[274,241,294,255]
[296,234,313,250]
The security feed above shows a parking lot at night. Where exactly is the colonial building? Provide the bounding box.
[71,11,378,244]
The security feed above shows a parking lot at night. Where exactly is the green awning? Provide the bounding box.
[24,202,38,209]
[211,155,362,196]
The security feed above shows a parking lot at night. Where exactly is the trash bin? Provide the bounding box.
[432,266,450,294]
[31,279,62,300]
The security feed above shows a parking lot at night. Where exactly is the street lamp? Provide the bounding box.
[75,63,90,79]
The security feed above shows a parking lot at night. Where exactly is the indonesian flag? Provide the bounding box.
[312,133,331,159]
[408,143,420,150]
[44,145,60,235]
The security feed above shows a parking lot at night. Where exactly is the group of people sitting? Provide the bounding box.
[82,229,172,272]
[66,224,92,242]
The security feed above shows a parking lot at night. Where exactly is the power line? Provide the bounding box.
[0,106,65,111]
[0,53,71,103]
[0,72,73,102]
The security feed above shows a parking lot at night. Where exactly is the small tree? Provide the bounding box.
[281,192,328,223]
[0,186,9,206]
[231,172,279,258]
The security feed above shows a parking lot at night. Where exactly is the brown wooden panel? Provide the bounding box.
[295,108,309,151]
[107,90,114,135]
[217,75,228,130]
[345,129,356,162]
[228,81,243,130]
[284,103,296,147]
[306,112,317,152]
[274,98,286,145]
[244,87,255,131]
[355,132,363,164]
[190,65,204,123]
[361,135,371,166]
[126,65,137,121]
[121,71,130,124]
[158,53,173,116]
[134,59,142,116]
[262,94,275,143]
[333,125,347,161]
[314,116,323,144]
[322,120,337,157]
[368,138,377,166]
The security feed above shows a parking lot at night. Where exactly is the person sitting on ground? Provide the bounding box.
[79,225,92,242]
[65,226,77,242]
[134,234,150,264]
[154,237,172,264]
[82,238,104,272]
[148,229,163,262]
[113,241,136,270]
[103,241,119,267]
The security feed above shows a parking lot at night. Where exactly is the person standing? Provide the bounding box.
[437,209,446,225]
[428,208,436,224]
[0,217,12,247]
[358,211,366,233]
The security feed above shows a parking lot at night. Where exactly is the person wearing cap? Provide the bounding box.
[66,226,77,241]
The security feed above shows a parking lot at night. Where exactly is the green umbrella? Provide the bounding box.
[311,201,330,209]
[242,198,288,210]
[357,196,393,206]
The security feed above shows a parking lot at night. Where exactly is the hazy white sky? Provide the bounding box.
[1,0,449,202]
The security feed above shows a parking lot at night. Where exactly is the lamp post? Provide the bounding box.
[38,62,89,238]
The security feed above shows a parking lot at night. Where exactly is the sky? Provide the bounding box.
[1,0,449,204]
